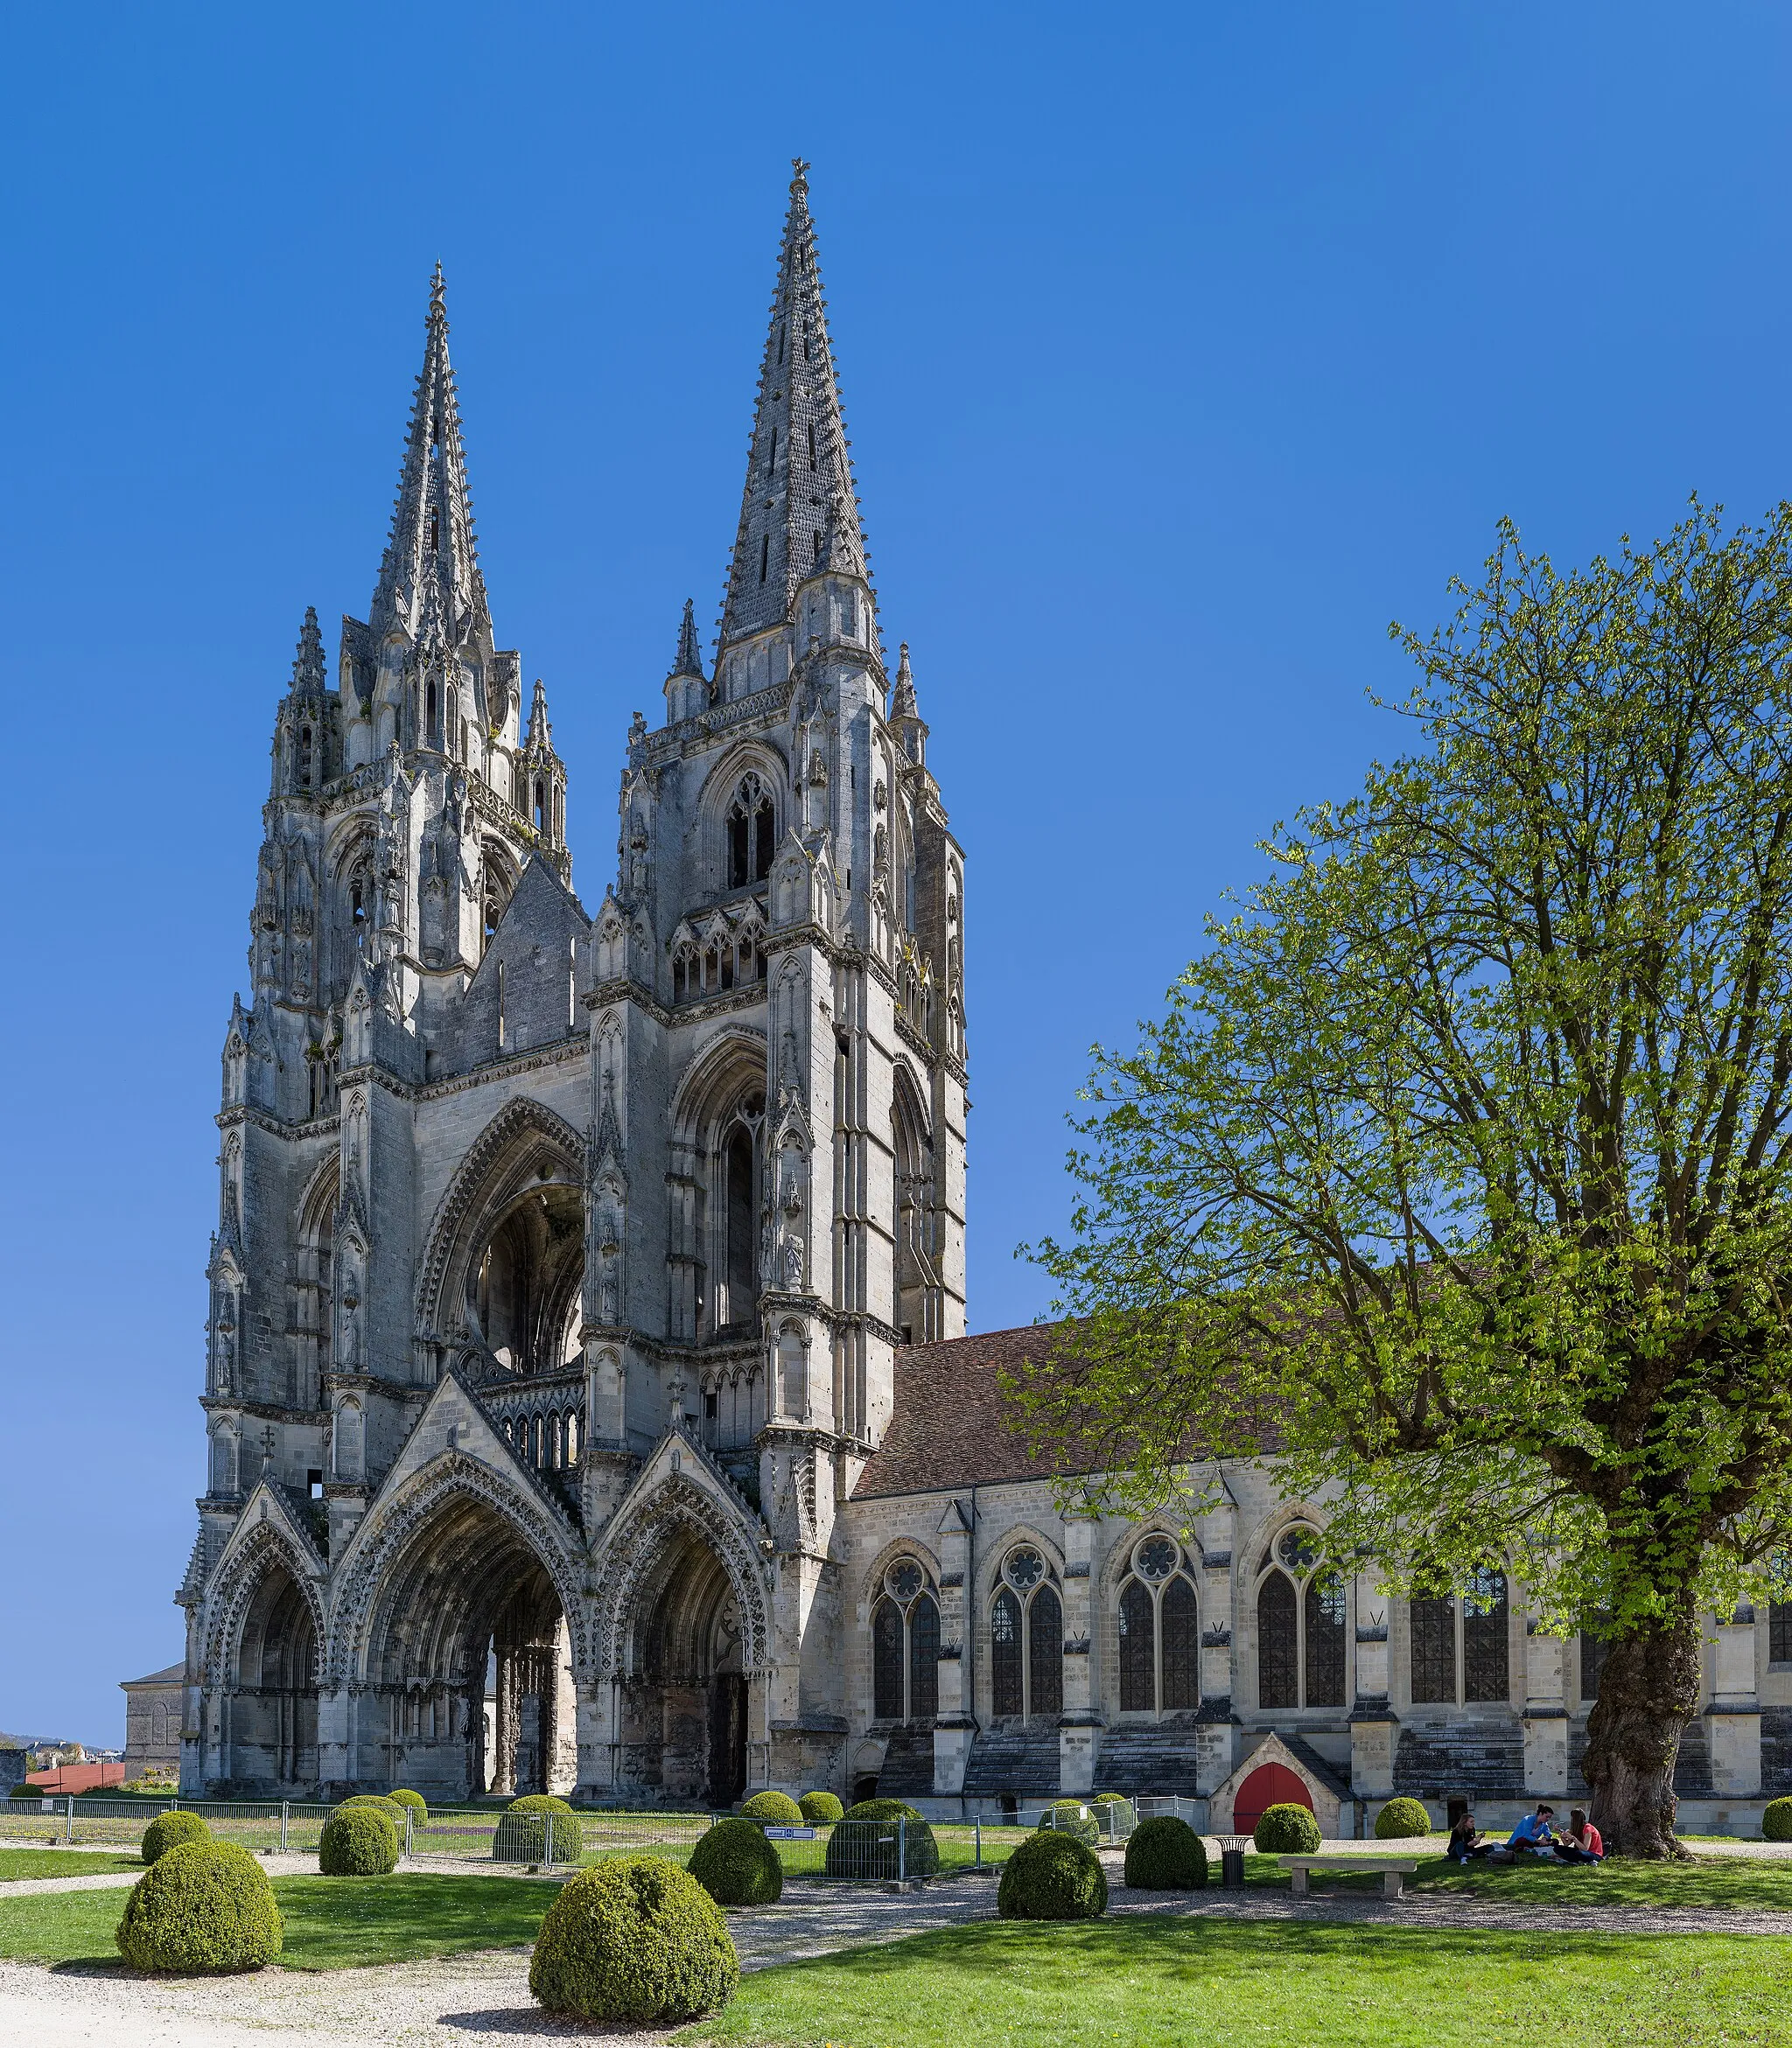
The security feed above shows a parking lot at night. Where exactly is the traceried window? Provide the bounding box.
[727,773,777,889]
[870,1559,940,1723]
[990,1547,1062,1721]
[1409,1566,1510,1706]
[297,724,312,787]
[1255,1525,1346,1710]
[1580,1623,1611,1700]
[1116,1534,1200,1716]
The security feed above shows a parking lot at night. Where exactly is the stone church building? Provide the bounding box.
[178,166,1784,1834]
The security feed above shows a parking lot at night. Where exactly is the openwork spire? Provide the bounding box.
[672,598,705,680]
[370,265,492,650]
[718,161,869,654]
[290,605,327,695]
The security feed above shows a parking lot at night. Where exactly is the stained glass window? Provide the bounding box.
[1305,1570,1347,1708]
[909,1593,940,1721]
[1162,1575,1200,1709]
[1119,1577,1156,1711]
[1462,1569,1508,1703]
[1258,1569,1298,1709]
[991,1587,1023,1717]
[1410,1596,1455,1703]
[1135,1535,1179,1582]
[872,1597,904,1720]
[1005,1548,1045,1591]
[1029,1586,1063,1716]
[1580,1627,1609,1701]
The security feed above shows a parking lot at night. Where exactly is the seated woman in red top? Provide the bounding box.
[1552,1809,1604,1863]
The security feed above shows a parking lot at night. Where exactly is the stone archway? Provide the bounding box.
[201,1524,325,1795]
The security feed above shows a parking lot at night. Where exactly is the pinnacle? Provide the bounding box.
[672,598,706,680]
[291,605,327,695]
[891,641,918,722]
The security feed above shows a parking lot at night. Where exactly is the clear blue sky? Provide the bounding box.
[4,1,1789,1742]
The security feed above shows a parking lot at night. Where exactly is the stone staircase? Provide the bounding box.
[1091,1714,1203,1797]
[1393,1722,1523,1798]
[963,1718,1061,1800]
[874,1723,939,1801]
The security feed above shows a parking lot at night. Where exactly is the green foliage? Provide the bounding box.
[141,1810,210,1864]
[1123,1815,1207,1889]
[1375,1798,1432,1840]
[1088,1793,1136,1831]
[997,1830,1108,1919]
[1013,506,1792,1852]
[339,1794,405,1826]
[798,1790,844,1822]
[500,1793,583,1862]
[823,1800,940,1878]
[528,1855,738,2022]
[318,1806,399,1876]
[388,1789,428,1824]
[738,1789,803,1822]
[8,1781,44,1802]
[114,1840,283,1973]
[1038,1800,1099,1845]
[689,1817,784,1905]
[1253,1804,1321,1855]
[1764,1797,1792,1842]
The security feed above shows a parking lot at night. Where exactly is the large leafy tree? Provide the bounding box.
[1018,507,1792,1857]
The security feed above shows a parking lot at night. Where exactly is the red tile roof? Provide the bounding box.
[852,1324,1099,1499]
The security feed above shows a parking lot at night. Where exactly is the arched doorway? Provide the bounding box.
[225,1560,318,1793]
[1233,1760,1313,1835]
[354,1488,577,1800]
[617,1523,747,1807]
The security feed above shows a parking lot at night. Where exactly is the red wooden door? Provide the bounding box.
[1232,1762,1312,1835]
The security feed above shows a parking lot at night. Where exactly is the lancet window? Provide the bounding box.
[672,916,766,1004]
[726,774,776,889]
[1255,1523,1347,1710]
[1409,1565,1509,1705]
[1116,1534,1200,1716]
[871,1558,940,1723]
[990,1547,1062,1721]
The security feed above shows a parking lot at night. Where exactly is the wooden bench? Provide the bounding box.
[1279,1855,1421,1899]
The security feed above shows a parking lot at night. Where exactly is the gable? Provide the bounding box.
[459,856,592,1060]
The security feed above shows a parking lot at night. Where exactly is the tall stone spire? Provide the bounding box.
[718,161,868,656]
[290,605,327,695]
[370,265,492,652]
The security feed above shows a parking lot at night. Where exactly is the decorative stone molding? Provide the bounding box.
[200,1514,326,1688]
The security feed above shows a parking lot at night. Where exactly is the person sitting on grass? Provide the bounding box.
[1505,1803,1558,1856]
[1446,1810,1491,1862]
[1550,1809,1604,1863]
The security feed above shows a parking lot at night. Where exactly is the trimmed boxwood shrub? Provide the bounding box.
[340,1794,406,1827]
[1765,1797,1792,1842]
[1375,1797,1432,1841]
[318,1805,399,1876]
[1253,1803,1321,1855]
[689,1817,784,1905]
[738,1789,803,1823]
[823,1798,940,1878]
[388,1788,429,1825]
[116,1840,283,1973]
[998,1830,1108,1920]
[502,1793,584,1862]
[1089,1793,1136,1833]
[798,1790,844,1822]
[1038,1799,1099,1846]
[529,1855,738,2023]
[142,1810,211,1865]
[1123,1815,1207,1890]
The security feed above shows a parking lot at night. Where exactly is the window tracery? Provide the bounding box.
[1254,1522,1346,1709]
[990,1545,1062,1721]
[726,773,777,889]
[1116,1534,1200,1716]
[870,1558,940,1723]
[1408,1565,1509,1705]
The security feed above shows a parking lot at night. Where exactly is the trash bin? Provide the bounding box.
[1216,1834,1250,1889]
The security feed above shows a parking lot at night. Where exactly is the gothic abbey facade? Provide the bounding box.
[179,168,1784,1832]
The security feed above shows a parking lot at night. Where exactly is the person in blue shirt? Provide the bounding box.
[1507,1804,1558,1854]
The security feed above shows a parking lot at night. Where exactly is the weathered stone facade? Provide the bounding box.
[177,166,1784,1833]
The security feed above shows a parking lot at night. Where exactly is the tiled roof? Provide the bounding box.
[120,1664,186,1689]
[852,1324,1099,1499]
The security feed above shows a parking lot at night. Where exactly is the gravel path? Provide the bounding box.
[7,1855,1792,2045]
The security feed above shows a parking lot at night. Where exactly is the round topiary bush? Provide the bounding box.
[1089,1793,1137,1833]
[823,1798,940,1878]
[388,1788,429,1826]
[1765,1797,1792,1842]
[318,1805,399,1876]
[998,1829,1108,1920]
[529,1855,738,2023]
[738,1789,803,1823]
[1037,1799,1099,1846]
[1123,1815,1207,1890]
[142,1810,211,1865]
[689,1817,784,1905]
[1252,1803,1321,1855]
[798,1790,844,1823]
[1374,1797,1432,1841]
[501,1794,584,1862]
[339,1794,407,1830]
[116,1840,283,1973]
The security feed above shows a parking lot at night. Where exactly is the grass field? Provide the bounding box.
[1237,1849,1792,1912]
[0,1873,550,1969]
[0,1850,144,1882]
[680,1919,1792,2048]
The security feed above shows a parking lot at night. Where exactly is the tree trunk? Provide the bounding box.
[1580,1611,1701,1859]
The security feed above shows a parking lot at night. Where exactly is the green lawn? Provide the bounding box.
[681,1919,1792,2048]
[0,1849,144,1882]
[1236,1849,1792,1912]
[0,1873,552,1970]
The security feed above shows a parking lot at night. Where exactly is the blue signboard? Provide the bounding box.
[761,1825,816,1840]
